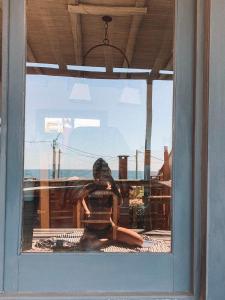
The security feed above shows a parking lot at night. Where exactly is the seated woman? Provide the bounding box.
[74,158,143,250]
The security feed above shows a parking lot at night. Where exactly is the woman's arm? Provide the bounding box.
[81,198,90,217]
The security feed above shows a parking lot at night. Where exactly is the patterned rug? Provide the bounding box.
[31,229,171,253]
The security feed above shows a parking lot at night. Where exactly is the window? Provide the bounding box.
[3,0,196,294]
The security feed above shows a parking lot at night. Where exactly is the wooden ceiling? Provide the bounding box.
[26,0,174,80]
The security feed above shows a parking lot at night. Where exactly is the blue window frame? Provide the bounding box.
[0,0,204,298]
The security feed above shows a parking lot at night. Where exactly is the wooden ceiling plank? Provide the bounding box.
[31,2,67,71]
[68,4,147,16]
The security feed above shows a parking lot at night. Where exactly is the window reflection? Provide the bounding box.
[23,0,174,253]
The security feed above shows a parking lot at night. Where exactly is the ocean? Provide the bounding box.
[24,169,153,180]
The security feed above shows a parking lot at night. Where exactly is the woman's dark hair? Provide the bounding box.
[93,158,111,179]
[92,158,122,204]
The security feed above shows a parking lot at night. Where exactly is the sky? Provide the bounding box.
[24,74,173,176]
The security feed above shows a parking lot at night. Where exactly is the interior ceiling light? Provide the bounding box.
[69,81,91,101]
[83,16,130,69]
[120,86,141,105]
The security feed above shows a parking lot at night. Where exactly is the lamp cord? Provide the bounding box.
[103,21,110,45]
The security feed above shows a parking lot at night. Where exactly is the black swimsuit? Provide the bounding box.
[88,194,113,210]
[85,192,113,238]
[85,224,112,239]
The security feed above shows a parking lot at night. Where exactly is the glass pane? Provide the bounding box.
[22,0,174,253]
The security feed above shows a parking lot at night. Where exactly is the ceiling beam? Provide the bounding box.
[68,4,147,16]
[26,68,152,80]
[149,14,173,82]
[158,55,173,80]
[164,55,173,70]
[69,13,83,66]
[120,0,146,76]
[27,43,42,75]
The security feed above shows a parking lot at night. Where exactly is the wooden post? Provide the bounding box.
[57,149,61,179]
[163,146,170,180]
[144,82,152,180]
[118,155,129,179]
[52,139,56,179]
[118,155,129,226]
[39,184,50,228]
[52,133,61,179]
[144,81,152,230]
[135,149,139,179]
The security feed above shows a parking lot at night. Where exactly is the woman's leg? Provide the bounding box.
[111,226,143,247]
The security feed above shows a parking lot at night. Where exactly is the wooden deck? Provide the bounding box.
[24,229,171,253]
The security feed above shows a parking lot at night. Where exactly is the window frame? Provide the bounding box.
[0,0,9,292]
[0,0,204,298]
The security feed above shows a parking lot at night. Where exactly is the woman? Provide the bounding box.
[75,158,143,250]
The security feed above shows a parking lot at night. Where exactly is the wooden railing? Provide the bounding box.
[23,177,171,230]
